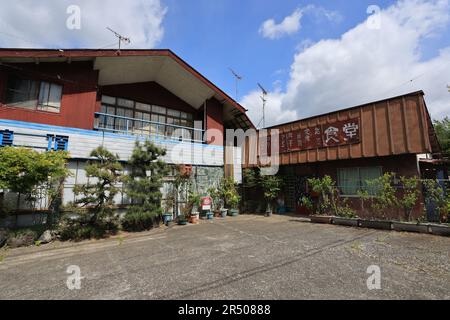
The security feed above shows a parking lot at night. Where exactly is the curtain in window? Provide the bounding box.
[360,167,382,195]
[338,168,360,195]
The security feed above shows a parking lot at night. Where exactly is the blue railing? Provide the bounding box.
[94,112,205,144]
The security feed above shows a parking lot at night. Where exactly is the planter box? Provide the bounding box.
[428,224,450,237]
[392,222,429,234]
[332,217,359,227]
[359,219,392,230]
[310,216,333,224]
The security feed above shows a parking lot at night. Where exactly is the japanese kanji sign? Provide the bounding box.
[274,118,360,153]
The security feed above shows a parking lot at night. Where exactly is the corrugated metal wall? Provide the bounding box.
[243,92,433,167]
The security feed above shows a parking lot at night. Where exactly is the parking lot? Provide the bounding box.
[0,214,449,300]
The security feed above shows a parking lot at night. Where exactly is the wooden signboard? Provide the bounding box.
[266,118,360,154]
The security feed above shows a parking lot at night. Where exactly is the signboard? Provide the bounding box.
[269,118,360,154]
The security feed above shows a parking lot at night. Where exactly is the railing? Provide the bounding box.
[94,112,205,144]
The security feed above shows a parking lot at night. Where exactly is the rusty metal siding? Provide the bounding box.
[244,92,433,167]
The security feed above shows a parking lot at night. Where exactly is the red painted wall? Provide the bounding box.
[205,98,224,146]
[0,62,227,145]
[0,62,98,130]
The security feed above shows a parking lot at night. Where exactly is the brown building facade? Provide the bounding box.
[243,91,443,220]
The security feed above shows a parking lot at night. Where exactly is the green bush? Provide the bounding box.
[122,211,160,232]
[59,216,119,241]
[6,227,44,248]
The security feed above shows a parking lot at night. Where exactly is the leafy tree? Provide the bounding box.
[361,172,398,220]
[308,175,339,216]
[123,141,168,231]
[0,147,69,223]
[397,176,420,222]
[220,177,240,209]
[72,146,123,225]
[433,117,450,157]
[260,175,283,213]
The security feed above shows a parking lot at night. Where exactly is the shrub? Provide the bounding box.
[59,215,119,241]
[124,141,168,231]
[122,211,160,232]
[308,176,339,216]
[260,175,283,212]
[6,227,44,248]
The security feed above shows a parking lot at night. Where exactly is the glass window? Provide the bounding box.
[338,167,382,196]
[6,76,39,110]
[37,82,62,112]
[167,109,180,118]
[101,95,116,105]
[153,105,166,115]
[117,98,134,108]
[136,102,151,112]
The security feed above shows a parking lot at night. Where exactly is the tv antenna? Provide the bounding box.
[106,27,131,52]
[229,68,243,101]
[258,83,268,128]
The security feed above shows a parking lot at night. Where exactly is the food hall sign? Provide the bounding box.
[276,118,360,153]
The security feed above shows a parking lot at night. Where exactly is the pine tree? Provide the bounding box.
[73,146,123,225]
[123,140,168,231]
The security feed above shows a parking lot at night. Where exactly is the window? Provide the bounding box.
[338,167,382,196]
[99,95,194,137]
[5,76,62,113]
[37,82,63,112]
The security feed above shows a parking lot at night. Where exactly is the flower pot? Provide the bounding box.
[229,209,239,217]
[392,222,429,234]
[265,211,273,217]
[310,215,333,224]
[214,210,221,218]
[178,220,188,226]
[221,210,228,218]
[189,214,199,224]
[428,224,450,237]
[332,217,359,227]
[359,219,392,230]
[163,214,173,224]
[206,212,214,220]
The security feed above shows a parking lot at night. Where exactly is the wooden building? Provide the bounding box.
[243,91,444,220]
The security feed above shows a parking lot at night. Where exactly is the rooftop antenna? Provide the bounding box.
[229,68,243,101]
[106,27,131,53]
[257,83,268,128]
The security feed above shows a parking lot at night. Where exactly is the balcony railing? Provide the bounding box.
[94,112,205,144]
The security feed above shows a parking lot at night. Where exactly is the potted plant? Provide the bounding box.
[163,193,174,226]
[187,191,201,224]
[208,186,223,217]
[220,177,240,216]
[298,195,313,215]
[307,176,337,224]
[391,176,429,233]
[228,194,240,216]
[357,173,396,230]
[260,175,283,217]
[332,202,360,227]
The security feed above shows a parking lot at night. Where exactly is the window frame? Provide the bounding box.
[337,166,383,197]
[99,95,195,136]
[4,74,63,114]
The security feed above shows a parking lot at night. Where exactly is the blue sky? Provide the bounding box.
[0,0,449,126]
[161,0,398,99]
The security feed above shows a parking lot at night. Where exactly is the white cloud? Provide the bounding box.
[259,8,304,40]
[259,5,342,40]
[0,0,167,48]
[245,0,450,127]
